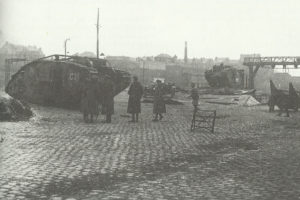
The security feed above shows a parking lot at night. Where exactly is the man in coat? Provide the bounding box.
[101,75,114,123]
[190,82,199,110]
[152,79,166,121]
[127,76,143,122]
[81,77,99,123]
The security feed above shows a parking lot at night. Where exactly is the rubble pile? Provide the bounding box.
[0,92,33,121]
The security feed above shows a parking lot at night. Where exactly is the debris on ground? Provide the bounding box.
[205,100,237,105]
[120,114,131,118]
[206,87,236,95]
[142,98,184,105]
[269,80,300,113]
[234,89,256,95]
[0,92,33,121]
[205,94,261,107]
[237,95,261,106]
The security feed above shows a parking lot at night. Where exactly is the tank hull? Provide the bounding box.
[205,64,244,88]
[5,55,131,109]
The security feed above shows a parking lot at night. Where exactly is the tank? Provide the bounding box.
[5,55,131,109]
[143,82,176,99]
[269,80,300,112]
[205,64,244,88]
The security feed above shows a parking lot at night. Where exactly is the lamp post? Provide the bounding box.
[142,60,145,85]
[64,38,70,58]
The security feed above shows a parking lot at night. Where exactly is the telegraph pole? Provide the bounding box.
[4,59,10,87]
[142,60,145,85]
[96,8,99,59]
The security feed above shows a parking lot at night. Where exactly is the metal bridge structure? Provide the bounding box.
[243,56,300,89]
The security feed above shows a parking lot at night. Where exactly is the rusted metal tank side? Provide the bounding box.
[91,60,131,96]
[6,55,131,109]
[6,60,94,108]
[73,57,131,96]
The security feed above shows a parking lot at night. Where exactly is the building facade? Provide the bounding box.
[0,42,45,88]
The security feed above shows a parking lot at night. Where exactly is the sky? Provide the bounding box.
[1,0,300,59]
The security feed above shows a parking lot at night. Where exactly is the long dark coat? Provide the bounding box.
[153,84,166,114]
[101,78,114,115]
[127,81,143,114]
[191,88,199,107]
[80,81,99,115]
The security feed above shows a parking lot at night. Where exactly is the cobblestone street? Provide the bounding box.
[1,92,300,200]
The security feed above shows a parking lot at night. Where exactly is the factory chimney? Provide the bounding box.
[184,41,188,63]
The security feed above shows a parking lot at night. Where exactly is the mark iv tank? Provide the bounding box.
[205,63,245,88]
[5,55,131,109]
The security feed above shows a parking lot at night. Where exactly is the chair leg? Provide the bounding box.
[191,109,196,131]
[191,120,195,131]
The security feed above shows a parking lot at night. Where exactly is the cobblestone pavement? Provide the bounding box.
[0,92,300,200]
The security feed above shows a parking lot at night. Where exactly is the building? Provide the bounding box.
[0,42,45,88]
[0,42,44,61]
[214,57,230,64]
[239,54,261,63]
[106,56,136,62]
[154,53,175,63]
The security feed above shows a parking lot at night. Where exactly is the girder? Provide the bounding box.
[243,56,300,68]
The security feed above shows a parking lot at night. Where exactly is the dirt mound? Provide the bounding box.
[0,92,33,121]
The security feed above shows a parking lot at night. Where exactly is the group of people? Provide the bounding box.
[80,75,168,123]
[80,75,114,123]
[127,77,167,122]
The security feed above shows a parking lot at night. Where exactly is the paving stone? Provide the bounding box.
[0,93,300,199]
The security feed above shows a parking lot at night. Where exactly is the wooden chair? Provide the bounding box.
[191,108,216,133]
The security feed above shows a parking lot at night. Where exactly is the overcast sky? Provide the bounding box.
[1,0,300,59]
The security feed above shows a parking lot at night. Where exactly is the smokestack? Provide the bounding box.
[184,41,188,63]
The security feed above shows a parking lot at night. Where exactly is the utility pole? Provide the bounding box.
[96,8,99,59]
[4,59,10,87]
[64,38,70,58]
[142,60,145,85]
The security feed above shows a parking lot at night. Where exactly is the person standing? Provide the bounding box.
[127,76,144,122]
[101,76,114,123]
[80,78,90,123]
[80,77,99,123]
[190,82,199,110]
[152,79,166,121]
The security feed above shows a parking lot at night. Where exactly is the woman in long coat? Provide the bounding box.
[127,76,143,122]
[153,80,166,121]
